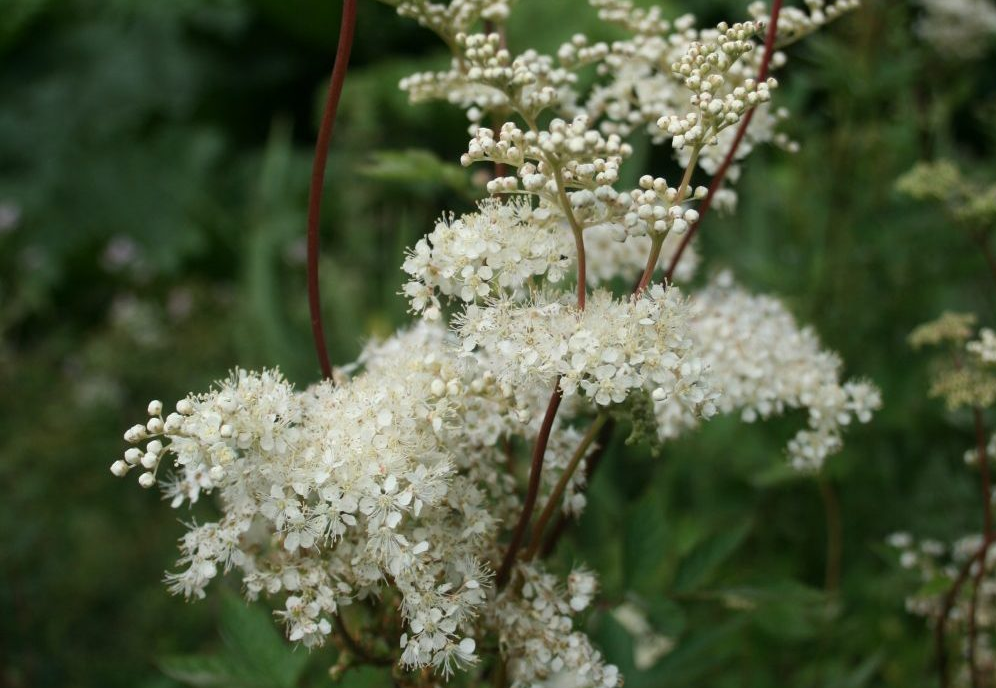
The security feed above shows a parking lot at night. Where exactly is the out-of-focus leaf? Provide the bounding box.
[645,596,687,638]
[0,0,51,50]
[218,591,307,688]
[717,580,834,641]
[831,652,884,688]
[159,654,249,687]
[635,616,750,687]
[672,520,751,593]
[361,149,475,198]
[624,492,670,592]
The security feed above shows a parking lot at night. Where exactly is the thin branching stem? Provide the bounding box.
[538,417,615,559]
[967,407,993,687]
[937,540,990,688]
[545,4,787,561]
[664,0,784,283]
[551,168,588,309]
[524,414,609,561]
[307,0,357,380]
[635,145,701,294]
[496,383,563,588]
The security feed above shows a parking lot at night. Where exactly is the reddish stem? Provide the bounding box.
[307,0,357,380]
[975,408,993,541]
[937,541,990,688]
[967,408,993,686]
[968,565,984,688]
[496,383,563,588]
[664,0,784,283]
[538,418,615,559]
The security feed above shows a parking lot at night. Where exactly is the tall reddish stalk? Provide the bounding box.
[496,384,563,588]
[664,0,783,283]
[937,540,989,688]
[966,407,993,688]
[307,0,357,380]
[532,1,787,562]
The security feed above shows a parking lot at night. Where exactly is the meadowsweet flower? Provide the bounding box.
[456,285,713,414]
[402,197,572,317]
[914,0,996,58]
[496,563,621,687]
[113,0,875,682]
[652,274,880,470]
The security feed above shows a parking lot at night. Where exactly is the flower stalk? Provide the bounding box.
[307,0,357,380]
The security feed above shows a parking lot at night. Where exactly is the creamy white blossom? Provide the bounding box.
[112,0,876,683]
[652,273,880,470]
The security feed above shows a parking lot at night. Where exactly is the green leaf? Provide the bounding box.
[645,596,687,638]
[717,580,834,641]
[159,654,248,687]
[218,590,308,688]
[638,616,750,687]
[360,149,474,197]
[913,573,954,600]
[671,520,751,593]
[623,493,670,592]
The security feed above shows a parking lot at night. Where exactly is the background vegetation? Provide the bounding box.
[2,0,995,686]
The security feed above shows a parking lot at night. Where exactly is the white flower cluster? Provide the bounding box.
[969,328,996,364]
[583,0,858,203]
[660,21,775,151]
[116,350,498,669]
[402,197,572,318]
[652,274,881,470]
[457,286,715,411]
[114,1,879,685]
[389,0,513,41]
[914,0,996,59]
[495,564,621,688]
[889,532,996,684]
[584,222,700,285]
[401,31,579,121]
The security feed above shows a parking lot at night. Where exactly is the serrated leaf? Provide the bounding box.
[671,520,751,593]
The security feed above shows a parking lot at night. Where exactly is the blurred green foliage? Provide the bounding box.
[2,0,995,686]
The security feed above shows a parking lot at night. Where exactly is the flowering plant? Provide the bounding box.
[111,1,880,685]
[889,161,996,688]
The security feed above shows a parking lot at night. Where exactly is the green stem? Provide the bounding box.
[634,145,701,294]
[524,414,608,560]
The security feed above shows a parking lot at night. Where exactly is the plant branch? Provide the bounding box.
[307,0,357,380]
[968,560,985,688]
[975,408,993,541]
[547,155,588,310]
[496,382,563,588]
[936,540,989,688]
[524,414,609,560]
[967,407,993,686]
[635,145,701,294]
[663,0,784,283]
[538,418,616,559]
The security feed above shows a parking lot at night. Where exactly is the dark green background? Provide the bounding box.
[2,0,995,686]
